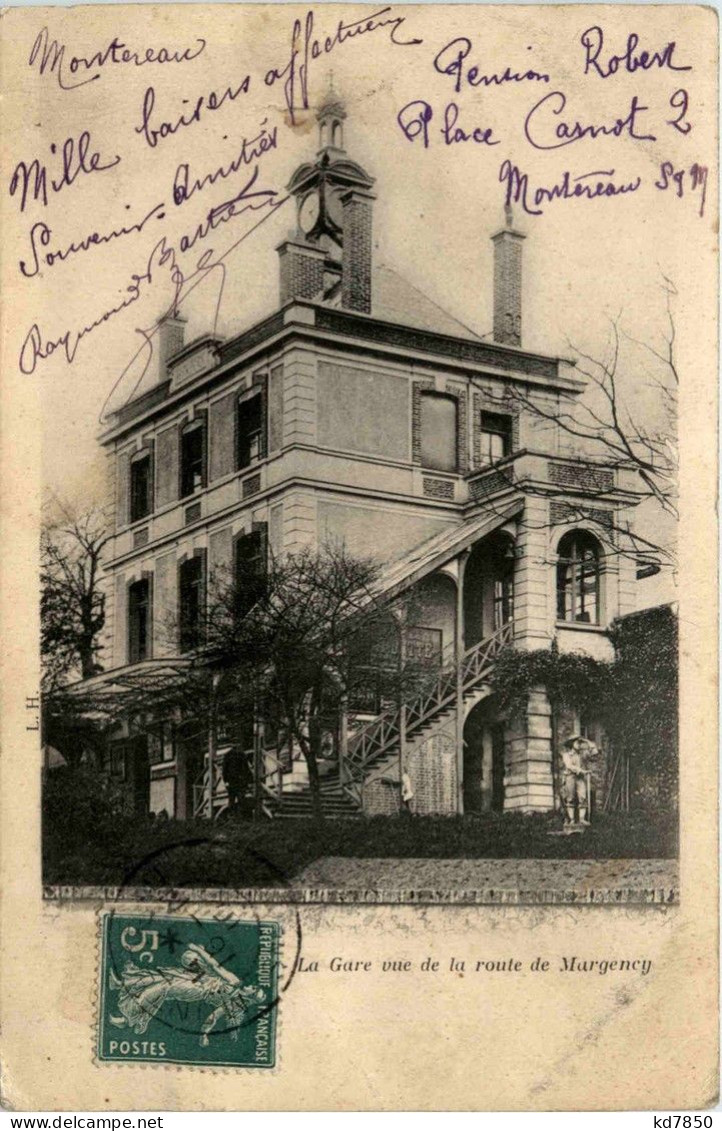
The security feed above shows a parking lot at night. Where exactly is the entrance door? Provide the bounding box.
[464,705,505,813]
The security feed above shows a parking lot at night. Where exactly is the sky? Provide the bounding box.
[3,3,715,611]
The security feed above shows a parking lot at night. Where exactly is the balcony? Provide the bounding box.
[465,451,637,512]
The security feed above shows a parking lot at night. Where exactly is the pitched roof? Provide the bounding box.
[323,264,484,341]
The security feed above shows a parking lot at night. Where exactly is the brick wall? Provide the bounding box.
[278,240,325,304]
[548,462,615,492]
[362,720,459,816]
[341,190,374,313]
[492,231,524,346]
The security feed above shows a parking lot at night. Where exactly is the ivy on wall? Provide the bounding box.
[488,605,679,809]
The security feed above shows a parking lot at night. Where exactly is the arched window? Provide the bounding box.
[556,531,601,625]
[420,392,458,472]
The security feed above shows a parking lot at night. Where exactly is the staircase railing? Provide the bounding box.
[193,750,287,820]
[343,620,513,798]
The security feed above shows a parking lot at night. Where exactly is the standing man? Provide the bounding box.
[222,745,253,819]
[559,735,596,831]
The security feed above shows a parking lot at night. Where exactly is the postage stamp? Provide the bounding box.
[98,912,280,1068]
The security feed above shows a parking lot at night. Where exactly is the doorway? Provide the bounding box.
[463,701,506,813]
[463,532,515,648]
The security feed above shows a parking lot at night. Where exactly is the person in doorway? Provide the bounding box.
[400,771,415,817]
[559,735,596,831]
[222,745,254,819]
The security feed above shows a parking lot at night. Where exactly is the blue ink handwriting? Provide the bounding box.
[8,131,121,214]
[667,88,692,135]
[173,121,279,205]
[524,91,656,150]
[499,158,642,216]
[264,7,422,124]
[135,77,252,149]
[655,161,708,217]
[397,100,498,147]
[18,202,167,278]
[433,36,549,93]
[581,25,691,78]
[18,168,285,376]
[28,26,206,92]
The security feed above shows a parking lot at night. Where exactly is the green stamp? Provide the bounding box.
[98,912,279,1068]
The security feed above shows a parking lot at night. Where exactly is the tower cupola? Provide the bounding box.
[279,87,376,313]
[316,87,347,155]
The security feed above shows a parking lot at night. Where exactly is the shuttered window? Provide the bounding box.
[480,411,512,465]
[128,578,151,663]
[180,421,205,498]
[179,554,205,651]
[235,529,267,618]
[237,393,263,470]
[420,393,458,473]
[130,453,152,523]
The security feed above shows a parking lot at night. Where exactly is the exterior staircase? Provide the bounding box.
[267,620,513,817]
[193,621,513,819]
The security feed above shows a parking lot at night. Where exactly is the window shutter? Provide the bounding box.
[155,424,180,509]
[258,378,268,459]
[145,439,155,512]
[114,572,127,667]
[116,450,130,529]
[268,366,283,453]
[154,552,177,656]
[208,526,233,603]
[254,521,269,572]
[209,391,237,481]
[195,409,208,487]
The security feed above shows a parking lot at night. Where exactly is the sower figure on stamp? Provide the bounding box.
[559,735,597,832]
[222,745,253,819]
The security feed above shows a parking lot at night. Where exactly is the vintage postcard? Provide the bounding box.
[0,1,717,1109]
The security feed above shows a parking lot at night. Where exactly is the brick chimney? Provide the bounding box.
[158,312,186,377]
[277,238,326,305]
[341,188,375,314]
[491,205,525,346]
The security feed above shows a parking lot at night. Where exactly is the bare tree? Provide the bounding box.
[473,276,678,572]
[41,502,110,691]
[194,544,425,820]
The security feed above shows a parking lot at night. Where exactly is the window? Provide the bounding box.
[128,578,151,663]
[109,741,127,780]
[130,453,152,523]
[491,536,515,630]
[235,530,266,618]
[148,723,175,764]
[493,573,514,630]
[180,421,205,498]
[179,555,205,651]
[420,392,457,472]
[237,393,263,470]
[557,531,601,625]
[480,411,512,466]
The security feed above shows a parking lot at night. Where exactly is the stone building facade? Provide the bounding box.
[84,93,643,821]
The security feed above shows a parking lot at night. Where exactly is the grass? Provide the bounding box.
[43,809,678,889]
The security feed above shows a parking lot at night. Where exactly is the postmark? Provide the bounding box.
[98,911,280,1068]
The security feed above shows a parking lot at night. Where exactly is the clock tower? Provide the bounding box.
[277,90,376,313]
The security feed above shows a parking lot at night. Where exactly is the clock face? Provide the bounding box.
[299,191,320,234]
[325,187,343,228]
